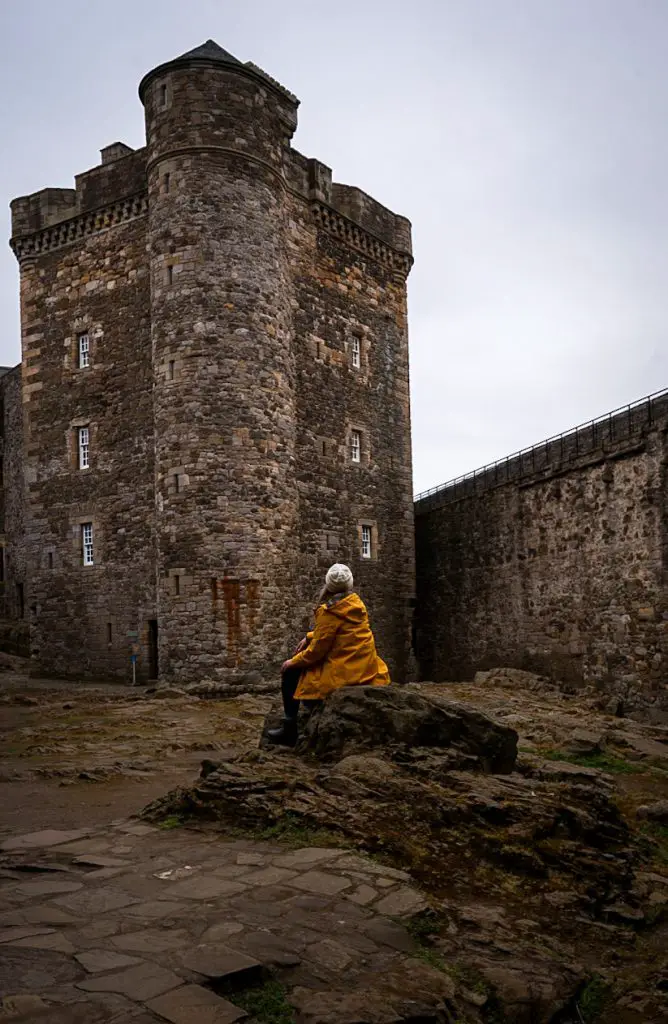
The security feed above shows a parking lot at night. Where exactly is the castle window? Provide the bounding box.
[47,551,53,570]
[168,360,175,381]
[163,172,171,194]
[174,473,180,494]
[166,265,173,286]
[361,525,372,559]
[351,336,361,369]
[82,523,94,566]
[78,426,90,470]
[107,622,113,644]
[350,430,361,464]
[160,83,167,107]
[78,332,90,369]
[174,574,180,596]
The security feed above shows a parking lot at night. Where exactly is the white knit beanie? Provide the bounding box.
[325,563,354,594]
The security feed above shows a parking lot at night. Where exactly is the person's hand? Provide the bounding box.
[281,660,293,674]
[294,637,308,655]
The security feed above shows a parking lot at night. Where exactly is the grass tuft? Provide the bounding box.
[542,749,642,774]
[232,979,295,1024]
[253,814,344,849]
[576,975,610,1022]
[158,815,186,830]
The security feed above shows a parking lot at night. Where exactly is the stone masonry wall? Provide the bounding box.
[0,367,28,653]
[415,396,668,713]
[11,151,156,681]
[289,167,415,681]
[143,61,301,686]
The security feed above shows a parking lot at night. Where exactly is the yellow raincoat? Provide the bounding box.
[289,592,390,700]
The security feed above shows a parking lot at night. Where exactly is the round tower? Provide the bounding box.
[140,41,300,686]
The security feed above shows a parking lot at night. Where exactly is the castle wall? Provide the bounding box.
[415,395,668,714]
[288,166,415,680]
[0,367,28,653]
[11,154,156,681]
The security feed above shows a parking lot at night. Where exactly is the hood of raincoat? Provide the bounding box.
[323,592,366,621]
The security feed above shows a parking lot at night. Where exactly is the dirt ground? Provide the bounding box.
[0,666,272,837]
[2,663,667,841]
[1,662,668,1021]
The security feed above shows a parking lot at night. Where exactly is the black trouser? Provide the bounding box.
[281,666,302,720]
[281,665,322,721]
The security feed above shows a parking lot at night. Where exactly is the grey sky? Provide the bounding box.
[2,0,667,494]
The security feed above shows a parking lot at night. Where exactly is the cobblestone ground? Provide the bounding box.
[0,818,454,1023]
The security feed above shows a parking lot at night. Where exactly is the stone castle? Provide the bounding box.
[2,40,415,687]
[3,40,666,717]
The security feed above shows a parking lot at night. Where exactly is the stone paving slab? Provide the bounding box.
[1,905,79,926]
[0,817,431,1022]
[15,879,83,897]
[287,870,352,896]
[54,888,141,915]
[111,928,193,954]
[178,943,263,986]
[147,983,247,1024]
[74,855,132,868]
[75,949,144,973]
[76,961,183,1000]
[271,847,347,869]
[125,900,192,919]
[12,932,76,954]
[0,925,55,944]
[241,866,298,887]
[0,830,92,852]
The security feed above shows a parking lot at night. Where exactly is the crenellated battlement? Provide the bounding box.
[10,145,147,257]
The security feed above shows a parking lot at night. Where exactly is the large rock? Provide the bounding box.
[294,685,518,774]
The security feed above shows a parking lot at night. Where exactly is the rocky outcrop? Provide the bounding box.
[142,681,668,1023]
[291,684,518,773]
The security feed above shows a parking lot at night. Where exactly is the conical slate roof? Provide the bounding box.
[139,38,297,105]
[176,39,242,65]
[139,39,243,100]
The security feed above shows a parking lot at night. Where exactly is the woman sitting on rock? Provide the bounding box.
[267,563,390,746]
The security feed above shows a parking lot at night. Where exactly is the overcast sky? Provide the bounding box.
[2,0,667,494]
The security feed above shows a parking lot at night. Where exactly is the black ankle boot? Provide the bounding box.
[266,718,298,747]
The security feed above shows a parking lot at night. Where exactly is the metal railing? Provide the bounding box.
[414,387,668,507]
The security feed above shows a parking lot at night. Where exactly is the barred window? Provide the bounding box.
[351,336,361,369]
[82,523,94,566]
[361,525,372,559]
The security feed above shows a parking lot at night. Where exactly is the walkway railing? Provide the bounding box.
[414,387,668,508]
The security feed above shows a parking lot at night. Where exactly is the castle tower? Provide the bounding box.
[9,40,415,686]
[140,42,301,684]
